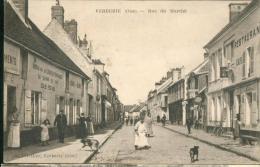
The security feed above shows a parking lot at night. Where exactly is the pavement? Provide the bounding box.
[90,124,258,164]
[160,123,260,162]
[4,121,123,164]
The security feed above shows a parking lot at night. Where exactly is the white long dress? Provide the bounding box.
[40,124,50,142]
[134,121,150,148]
[7,122,20,148]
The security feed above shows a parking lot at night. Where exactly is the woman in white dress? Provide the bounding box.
[7,107,20,148]
[145,112,153,137]
[134,114,151,150]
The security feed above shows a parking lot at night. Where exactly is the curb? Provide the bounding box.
[161,125,260,162]
[84,122,123,163]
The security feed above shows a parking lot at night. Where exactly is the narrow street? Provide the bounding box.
[90,125,257,164]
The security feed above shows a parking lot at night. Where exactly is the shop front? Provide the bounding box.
[67,72,85,138]
[20,53,66,145]
[232,79,260,138]
[169,100,183,125]
[3,41,24,148]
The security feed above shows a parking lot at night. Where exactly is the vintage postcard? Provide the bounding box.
[2,0,260,166]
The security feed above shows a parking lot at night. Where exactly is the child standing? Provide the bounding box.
[40,119,50,146]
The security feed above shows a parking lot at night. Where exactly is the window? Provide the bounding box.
[65,72,69,92]
[211,53,216,81]
[218,49,222,67]
[21,49,28,79]
[31,91,41,125]
[96,77,100,93]
[224,42,234,66]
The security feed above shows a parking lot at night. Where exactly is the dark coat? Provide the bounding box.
[54,114,67,129]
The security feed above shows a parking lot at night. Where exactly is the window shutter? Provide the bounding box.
[41,93,47,122]
[240,94,246,124]
[55,96,59,115]
[242,52,246,77]
[24,90,32,125]
[251,92,257,125]
[250,47,254,75]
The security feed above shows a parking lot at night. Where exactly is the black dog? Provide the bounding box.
[190,146,199,162]
[81,138,99,151]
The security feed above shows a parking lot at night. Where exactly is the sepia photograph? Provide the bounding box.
[2,0,260,166]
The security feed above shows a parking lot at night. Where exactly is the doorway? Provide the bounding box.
[7,86,16,129]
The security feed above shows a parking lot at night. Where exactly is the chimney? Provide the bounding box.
[79,34,88,56]
[12,0,28,20]
[64,19,78,44]
[229,3,248,22]
[155,82,161,90]
[51,0,64,27]
[204,52,209,59]
[167,71,173,79]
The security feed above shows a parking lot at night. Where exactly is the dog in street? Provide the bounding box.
[190,146,199,162]
[81,138,99,151]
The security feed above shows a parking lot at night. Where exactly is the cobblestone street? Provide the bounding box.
[90,125,257,164]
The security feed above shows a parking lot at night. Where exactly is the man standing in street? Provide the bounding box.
[161,114,166,126]
[54,110,67,143]
[186,118,192,134]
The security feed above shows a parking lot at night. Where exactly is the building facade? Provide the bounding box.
[4,0,90,146]
[204,0,260,137]
[186,58,209,128]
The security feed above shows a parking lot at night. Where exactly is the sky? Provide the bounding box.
[29,0,250,105]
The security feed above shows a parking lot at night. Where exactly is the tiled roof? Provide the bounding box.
[43,19,92,78]
[4,2,89,79]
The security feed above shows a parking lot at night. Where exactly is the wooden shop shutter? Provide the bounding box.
[41,93,47,122]
[240,94,246,124]
[251,91,257,125]
[24,90,32,125]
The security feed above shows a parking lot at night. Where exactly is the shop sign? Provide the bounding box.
[29,55,65,93]
[4,42,20,75]
[69,73,83,95]
[194,96,202,104]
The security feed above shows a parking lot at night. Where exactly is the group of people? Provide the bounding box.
[124,116,139,126]
[47,111,95,145]
[157,114,166,126]
[40,111,95,146]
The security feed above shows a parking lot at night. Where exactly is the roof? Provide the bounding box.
[4,2,89,79]
[204,0,259,49]
[187,58,209,77]
[92,59,105,65]
[43,19,92,78]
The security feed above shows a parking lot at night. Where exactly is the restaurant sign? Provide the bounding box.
[234,24,260,48]
[4,42,20,75]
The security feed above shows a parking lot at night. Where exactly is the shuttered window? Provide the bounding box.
[25,90,41,126]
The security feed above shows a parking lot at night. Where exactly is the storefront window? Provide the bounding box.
[31,91,41,125]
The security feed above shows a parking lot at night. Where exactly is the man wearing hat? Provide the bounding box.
[54,110,67,143]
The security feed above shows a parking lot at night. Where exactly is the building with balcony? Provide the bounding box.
[186,58,209,128]
[204,0,260,137]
